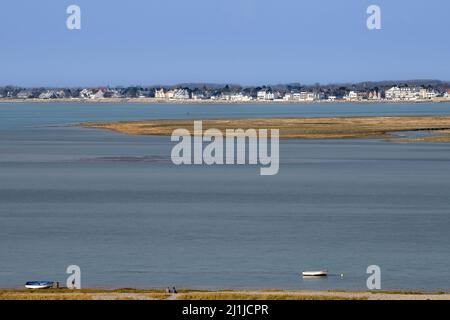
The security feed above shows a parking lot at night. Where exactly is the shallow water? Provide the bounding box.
[0,102,450,291]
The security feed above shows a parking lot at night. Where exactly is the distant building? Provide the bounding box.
[3,83,447,102]
[386,86,423,100]
[419,88,437,100]
[17,90,33,99]
[445,89,450,99]
[230,93,252,101]
[164,90,175,99]
[91,88,107,99]
[283,91,319,101]
[357,92,368,100]
[155,88,165,99]
[257,89,274,100]
[38,90,64,99]
[283,92,293,101]
[385,86,438,101]
[344,91,359,101]
[171,88,190,100]
[368,90,381,100]
[105,89,123,98]
[191,91,205,100]
[39,91,52,99]
[327,95,337,101]
[80,89,94,99]
[385,86,401,100]
[305,92,320,101]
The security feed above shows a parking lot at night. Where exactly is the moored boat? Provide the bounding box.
[302,270,328,277]
[25,281,54,289]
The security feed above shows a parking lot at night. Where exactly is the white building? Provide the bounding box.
[344,91,359,101]
[305,92,319,101]
[155,89,165,99]
[39,91,52,99]
[164,90,175,99]
[368,90,381,100]
[172,89,190,100]
[229,93,252,101]
[191,92,205,100]
[385,86,402,100]
[80,89,94,99]
[283,91,319,101]
[283,93,293,101]
[385,86,422,101]
[327,95,337,101]
[91,88,106,99]
[444,90,450,99]
[385,86,439,101]
[419,88,437,100]
[386,87,405,100]
[39,90,63,99]
[257,90,274,100]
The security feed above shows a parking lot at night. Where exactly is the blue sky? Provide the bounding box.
[0,0,449,86]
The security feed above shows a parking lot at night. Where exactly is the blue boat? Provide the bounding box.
[25,281,54,289]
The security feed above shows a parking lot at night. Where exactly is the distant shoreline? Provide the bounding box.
[1,98,449,105]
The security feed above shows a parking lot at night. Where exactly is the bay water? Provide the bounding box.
[1,102,450,291]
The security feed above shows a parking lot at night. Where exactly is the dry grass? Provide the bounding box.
[0,292,93,300]
[1,289,449,300]
[0,289,169,300]
[82,116,450,142]
[177,292,365,300]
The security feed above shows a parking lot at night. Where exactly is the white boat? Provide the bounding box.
[302,270,328,277]
[25,281,54,289]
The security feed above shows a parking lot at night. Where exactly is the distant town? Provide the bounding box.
[1,80,450,103]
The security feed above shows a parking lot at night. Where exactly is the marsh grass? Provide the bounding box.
[369,290,447,295]
[0,288,169,300]
[1,288,447,300]
[82,116,450,142]
[177,292,366,300]
[0,293,93,300]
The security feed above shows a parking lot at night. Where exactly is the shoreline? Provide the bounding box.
[1,288,449,300]
[1,98,449,105]
[82,116,450,142]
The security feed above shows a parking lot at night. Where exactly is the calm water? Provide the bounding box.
[1,102,450,291]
